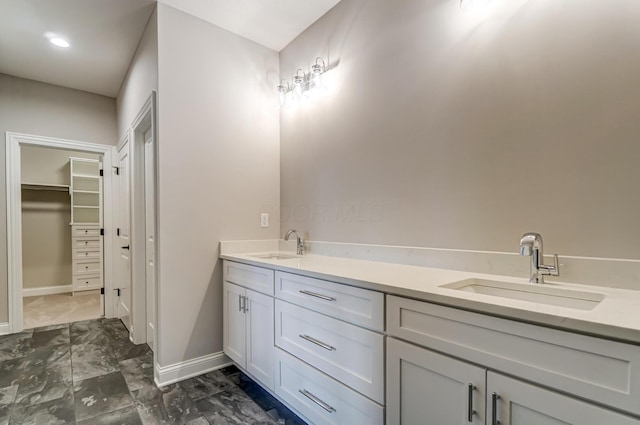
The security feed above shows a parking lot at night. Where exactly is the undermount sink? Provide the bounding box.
[249,253,299,261]
[441,278,605,311]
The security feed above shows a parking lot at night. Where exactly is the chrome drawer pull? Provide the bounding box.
[299,334,336,351]
[299,290,336,302]
[492,392,501,425]
[299,389,336,413]
[467,384,475,422]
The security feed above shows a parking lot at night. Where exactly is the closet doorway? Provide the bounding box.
[21,147,104,328]
[6,133,115,333]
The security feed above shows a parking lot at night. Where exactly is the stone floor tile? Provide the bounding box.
[73,371,134,422]
[29,328,70,349]
[0,358,25,388]
[102,318,130,341]
[133,384,202,425]
[110,337,151,362]
[22,344,71,377]
[71,341,120,382]
[76,404,143,425]
[8,389,75,425]
[14,370,72,406]
[32,323,68,333]
[0,333,32,362]
[0,386,18,406]
[179,371,236,402]
[194,387,277,425]
[120,352,155,392]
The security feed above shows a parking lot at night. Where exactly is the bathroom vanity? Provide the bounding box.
[220,245,640,425]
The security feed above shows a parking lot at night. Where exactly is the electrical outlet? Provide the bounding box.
[260,213,269,228]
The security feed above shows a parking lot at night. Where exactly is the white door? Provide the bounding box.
[386,337,486,425]
[487,372,640,425]
[115,140,132,330]
[246,289,274,390]
[223,282,246,366]
[144,128,155,350]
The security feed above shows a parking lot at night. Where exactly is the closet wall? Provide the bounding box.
[21,147,98,293]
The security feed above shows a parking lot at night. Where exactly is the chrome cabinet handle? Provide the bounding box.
[299,334,336,351]
[492,392,501,425]
[299,290,336,302]
[238,295,242,312]
[468,384,475,422]
[243,296,248,313]
[299,389,336,413]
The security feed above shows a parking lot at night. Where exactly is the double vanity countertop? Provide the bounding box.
[220,250,640,345]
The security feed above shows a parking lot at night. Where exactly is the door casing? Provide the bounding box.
[5,132,116,333]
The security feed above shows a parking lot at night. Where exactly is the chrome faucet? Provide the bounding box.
[284,229,305,255]
[519,233,559,284]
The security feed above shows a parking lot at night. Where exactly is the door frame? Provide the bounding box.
[6,132,116,333]
[129,92,157,346]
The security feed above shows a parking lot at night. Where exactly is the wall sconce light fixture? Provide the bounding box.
[277,57,328,107]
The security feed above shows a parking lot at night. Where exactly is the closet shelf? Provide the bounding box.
[21,183,70,192]
[72,206,100,209]
[73,190,100,194]
[73,174,100,180]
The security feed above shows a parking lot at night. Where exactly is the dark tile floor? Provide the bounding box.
[0,318,306,425]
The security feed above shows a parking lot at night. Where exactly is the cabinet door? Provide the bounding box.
[387,337,485,425]
[487,372,640,425]
[246,289,274,391]
[223,282,246,366]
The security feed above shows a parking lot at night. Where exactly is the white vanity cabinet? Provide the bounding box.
[222,261,275,390]
[387,337,485,425]
[487,372,640,425]
[273,271,385,424]
[387,295,640,425]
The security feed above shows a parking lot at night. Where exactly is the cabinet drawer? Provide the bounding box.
[275,300,384,403]
[387,295,640,416]
[74,276,102,291]
[73,249,101,260]
[72,226,100,237]
[274,349,384,425]
[275,271,384,331]
[224,261,274,295]
[73,238,101,249]
[74,261,101,275]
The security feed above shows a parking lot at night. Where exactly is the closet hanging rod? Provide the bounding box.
[21,183,70,192]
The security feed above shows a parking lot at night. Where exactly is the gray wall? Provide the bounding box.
[117,6,158,138]
[156,4,280,366]
[0,73,117,322]
[279,0,640,260]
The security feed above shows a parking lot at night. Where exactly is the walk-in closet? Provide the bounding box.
[20,146,104,328]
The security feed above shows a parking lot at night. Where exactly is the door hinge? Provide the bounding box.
[100,228,104,236]
[112,166,120,175]
[116,228,120,236]
[100,287,104,295]
[99,169,104,177]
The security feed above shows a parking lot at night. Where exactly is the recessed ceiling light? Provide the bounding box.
[49,37,70,48]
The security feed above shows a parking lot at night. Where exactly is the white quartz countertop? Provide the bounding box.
[220,251,640,345]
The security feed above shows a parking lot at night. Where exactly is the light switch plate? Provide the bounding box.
[260,213,269,228]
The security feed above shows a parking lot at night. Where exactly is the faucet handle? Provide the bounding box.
[540,254,560,277]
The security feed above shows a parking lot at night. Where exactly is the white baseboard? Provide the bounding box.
[154,351,232,387]
[0,323,9,336]
[23,285,72,297]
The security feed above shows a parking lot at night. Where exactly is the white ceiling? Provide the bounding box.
[0,0,341,98]
[157,0,342,51]
[0,0,156,97]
